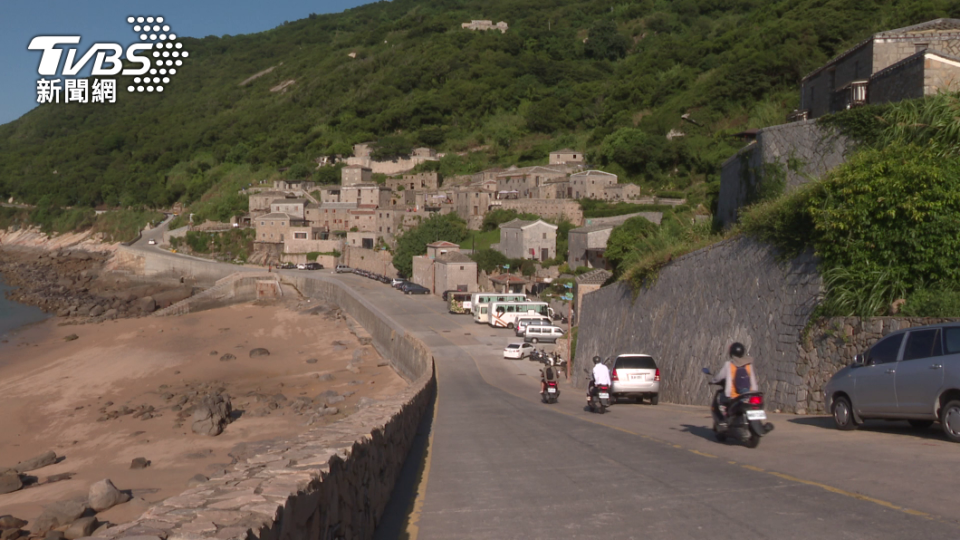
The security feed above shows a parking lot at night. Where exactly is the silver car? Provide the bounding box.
[610,354,660,405]
[823,323,960,442]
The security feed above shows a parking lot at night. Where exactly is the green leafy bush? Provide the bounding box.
[902,288,960,318]
[392,213,468,277]
[470,248,508,273]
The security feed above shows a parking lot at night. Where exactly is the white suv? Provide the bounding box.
[335,265,351,273]
[610,354,660,404]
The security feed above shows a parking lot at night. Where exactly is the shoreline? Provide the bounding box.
[0,297,406,532]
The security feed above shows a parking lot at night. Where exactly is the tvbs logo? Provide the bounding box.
[28,16,188,104]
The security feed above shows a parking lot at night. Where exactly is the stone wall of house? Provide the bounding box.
[869,54,925,105]
[717,120,851,228]
[498,199,583,225]
[343,246,398,277]
[925,55,960,94]
[574,237,823,413]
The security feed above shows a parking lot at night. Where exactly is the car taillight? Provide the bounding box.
[655,369,660,382]
[612,370,619,381]
[748,395,763,405]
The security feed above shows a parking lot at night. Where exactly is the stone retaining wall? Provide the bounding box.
[98,253,436,540]
[574,237,822,413]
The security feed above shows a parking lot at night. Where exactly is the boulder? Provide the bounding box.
[0,516,27,529]
[190,394,232,436]
[326,395,345,405]
[129,458,150,470]
[138,297,156,314]
[43,531,64,540]
[63,517,97,540]
[63,334,79,342]
[0,471,21,494]
[305,358,318,364]
[14,450,56,473]
[34,500,86,533]
[218,353,235,362]
[319,406,339,417]
[88,479,130,512]
[88,305,104,318]
[102,309,117,320]
[249,348,270,358]
[0,528,22,540]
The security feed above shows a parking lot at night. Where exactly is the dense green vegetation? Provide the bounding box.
[170,228,256,261]
[740,94,960,317]
[4,0,956,217]
[0,205,162,243]
[392,213,469,276]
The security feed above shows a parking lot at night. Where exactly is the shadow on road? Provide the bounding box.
[787,416,949,442]
[373,389,437,540]
[678,423,717,443]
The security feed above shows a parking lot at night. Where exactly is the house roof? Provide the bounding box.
[496,165,568,178]
[343,164,372,170]
[802,19,960,82]
[427,241,460,248]
[319,202,359,210]
[251,190,291,198]
[258,212,295,220]
[490,274,528,284]
[576,269,613,285]
[872,48,960,80]
[551,148,578,154]
[271,198,308,204]
[570,223,616,234]
[437,251,475,264]
[499,218,559,231]
[570,170,617,179]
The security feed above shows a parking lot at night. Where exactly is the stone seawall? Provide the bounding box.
[100,252,436,540]
[110,247,261,287]
[574,237,822,413]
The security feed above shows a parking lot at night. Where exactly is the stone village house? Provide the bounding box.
[494,219,558,262]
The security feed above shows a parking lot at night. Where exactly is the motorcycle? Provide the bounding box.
[701,367,774,448]
[584,370,611,414]
[542,379,560,404]
[547,352,566,367]
[529,349,542,363]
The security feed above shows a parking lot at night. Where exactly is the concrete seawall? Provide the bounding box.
[99,251,436,540]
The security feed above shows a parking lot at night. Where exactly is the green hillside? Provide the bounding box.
[1,0,956,212]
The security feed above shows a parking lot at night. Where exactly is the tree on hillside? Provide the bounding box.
[604,216,660,276]
[481,208,541,232]
[470,248,508,273]
[392,213,469,277]
[372,134,412,161]
[584,20,628,61]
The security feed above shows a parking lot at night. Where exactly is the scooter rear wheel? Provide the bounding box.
[745,433,761,448]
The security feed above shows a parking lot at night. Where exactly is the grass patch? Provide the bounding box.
[467,229,500,251]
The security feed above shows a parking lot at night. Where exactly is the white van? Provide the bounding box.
[515,317,552,337]
[523,325,565,344]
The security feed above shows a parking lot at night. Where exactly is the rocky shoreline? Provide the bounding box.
[0,247,194,323]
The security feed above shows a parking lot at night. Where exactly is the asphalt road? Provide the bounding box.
[313,272,960,540]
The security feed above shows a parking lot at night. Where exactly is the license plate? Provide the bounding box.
[547,388,557,393]
[630,374,645,381]
[746,410,767,421]
[598,393,609,399]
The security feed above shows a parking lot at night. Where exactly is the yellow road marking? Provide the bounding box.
[689,449,717,458]
[766,472,932,518]
[741,465,765,472]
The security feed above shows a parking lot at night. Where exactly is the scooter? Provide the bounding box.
[584,370,611,414]
[701,367,774,448]
[542,379,560,404]
[529,349,542,363]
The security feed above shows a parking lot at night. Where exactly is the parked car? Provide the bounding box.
[280,262,296,270]
[516,317,552,337]
[378,275,391,284]
[522,325,565,344]
[610,354,660,404]
[391,278,406,289]
[824,323,960,442]
[503,342,534,359]
[297,263,307,270]
[403,284,430,295]
[335,265,352,273]
[304,262,323,270]
[147,238,156,245]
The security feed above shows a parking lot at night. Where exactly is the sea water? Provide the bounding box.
[0,276,50,337]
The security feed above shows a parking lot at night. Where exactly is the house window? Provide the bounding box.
[542,233,546,239]
[460,266,464,270]
[294,232,307,239]
[281,222,285,226]
[260,221,265,226]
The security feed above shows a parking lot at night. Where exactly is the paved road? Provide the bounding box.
[309,272,960,539]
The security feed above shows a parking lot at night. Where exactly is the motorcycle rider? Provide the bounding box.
[540,364,559,395]
[587,355,612,401]
[710,342,759,426]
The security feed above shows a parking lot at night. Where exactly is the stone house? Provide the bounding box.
[567,224,615,270]
[340,184,391,207]
[434,252,478,296]
[454,190,494,229]
[497,199,583,225]
[346,209,377,232]
[314,203,356,231]
[462,20,508,33]
[800,19,960,119]
[270,198,307,220]
[426,241,460,259]
[533,178,571,199]
[575,269,612,319]
[341,165,373,186]
[550,149,584,165]
[495,219,558,261]
[496,166,568,199]
[376,209,401,236]
[256,213,298,244]
[489,274,528,294]
[569,170,618,199]
[249,191,290,215]
[346,231,377,250]
[411,242,463,291]
[603,183,642,201]
[471,168,504,187]
[386,171,440,191]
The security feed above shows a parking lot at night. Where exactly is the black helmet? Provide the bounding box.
[593,355,602,365]
[729,342,746,358]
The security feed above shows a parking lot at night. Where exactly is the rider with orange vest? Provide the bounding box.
[711,342,759,408]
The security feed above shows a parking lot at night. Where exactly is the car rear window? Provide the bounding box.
[507,344,520,349]
[615,356,657,369]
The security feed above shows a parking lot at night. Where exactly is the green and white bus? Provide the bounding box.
[471,293,527,324]
[488,301,552,329]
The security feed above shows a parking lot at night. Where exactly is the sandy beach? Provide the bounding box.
[0,299,405,529]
